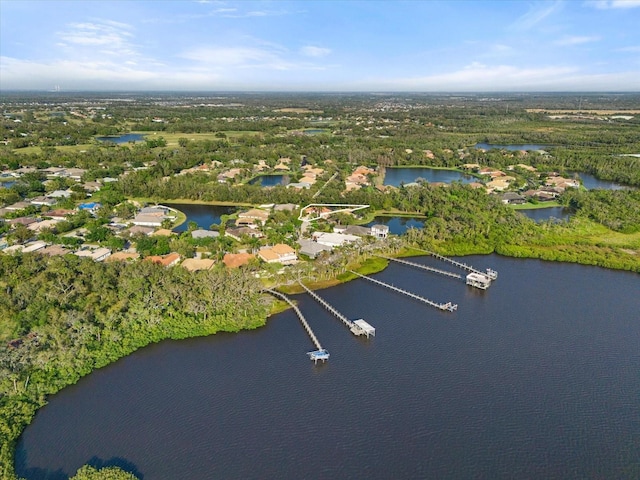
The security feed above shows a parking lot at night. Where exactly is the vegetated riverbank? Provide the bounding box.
[0,259,270,480]
[4,214,640,479]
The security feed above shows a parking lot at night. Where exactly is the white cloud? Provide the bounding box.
[364,62,640,91]
[555,35,601,46]
[181,46,287,68]
[56,20,137,55]
[510,1,563,30]
[587,0,640,9]
[300,46,331,58]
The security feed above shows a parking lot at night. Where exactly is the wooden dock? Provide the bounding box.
[265,289,329,362]
[348,271,457,312]
[418,249,498,280]
[376,255,462,279]
[298,281,375,337]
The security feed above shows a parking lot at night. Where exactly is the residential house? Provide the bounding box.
[46,209,75,221]
[236,208,269,227]
[106,252,140,262]
[225,226,264,242]
[297,238,332,259]
[39,245,71,256]
[501,192,527,205]
[371,224,390,238]
[146,252,181,267]
[312,232,360,248]
[181,258,215,272]
[223,252,255,268]
[28,219,59,232]
[191,229,219,239]
[257,243,297,264]
[74,247,111,262]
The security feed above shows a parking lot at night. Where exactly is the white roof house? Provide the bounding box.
[312,232,360,248]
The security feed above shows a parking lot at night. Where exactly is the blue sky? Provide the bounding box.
[1,0,639,91]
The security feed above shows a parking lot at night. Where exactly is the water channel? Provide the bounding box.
[16,256,640,480]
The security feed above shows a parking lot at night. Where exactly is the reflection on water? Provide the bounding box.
[16,256,640,480]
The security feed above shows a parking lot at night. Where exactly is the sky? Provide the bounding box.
[1,0,639,92]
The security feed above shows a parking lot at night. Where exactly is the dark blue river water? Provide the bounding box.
[15,256,640,479]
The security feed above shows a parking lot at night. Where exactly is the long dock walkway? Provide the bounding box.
[298,282,375,337]
[414,249,498,280]
[265,289,329,362]
[348,271,457,312]
[376,255,462,279]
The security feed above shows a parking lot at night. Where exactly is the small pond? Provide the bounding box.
[383,168,477,187]
[164,203,235,233]
[366,216,425,235]
[0,180,16,189]
[248,175,290,187]
[572,172,630,191]
[303,129,327,135]
[518,207,572,223]
[475,143,547,151]
[96,133,146,144]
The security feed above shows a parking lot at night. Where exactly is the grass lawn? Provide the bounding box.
[511,201,561,210]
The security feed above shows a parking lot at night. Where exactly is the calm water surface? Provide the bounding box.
[248,175,290,187]
[475,143,547,151]
[384,168,476,186]
[573,172,630,190]
[16,256,640,479]
[165,203,234,232]
[365,216,425,234]
[518,207,572,223]
[96,133,146,144]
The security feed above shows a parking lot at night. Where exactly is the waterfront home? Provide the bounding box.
[312,231,360,248]
[237,208,270,226]
[298,238,333,259]
[545,176,580,190]
[258,244,297,265]
[501,192,527,205]
[345,165,375,191]
[191,229,219,239]
[342,225,372,237]
[217,168,243,183]
[132,214,165,227]
[132,207,173,227]
[371,224,390,239]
